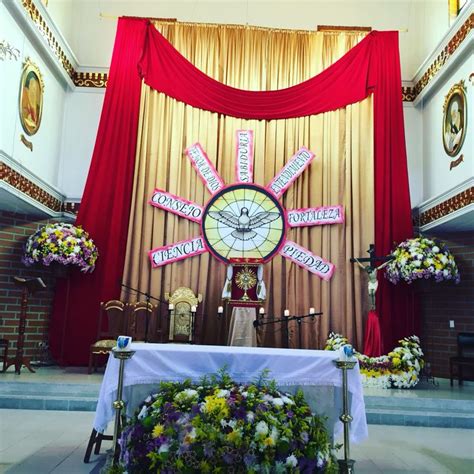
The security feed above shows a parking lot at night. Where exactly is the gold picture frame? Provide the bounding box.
[442,80,467,157]
[19,58,44,136]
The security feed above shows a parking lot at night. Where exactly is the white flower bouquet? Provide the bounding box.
[385,236,460,285]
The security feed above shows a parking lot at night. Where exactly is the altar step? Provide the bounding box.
[0,381,99,411]
[1,380,473,429]
[364,395,474,429]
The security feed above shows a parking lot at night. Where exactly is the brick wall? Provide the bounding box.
[420,232,474,379]
[0,211,60,363]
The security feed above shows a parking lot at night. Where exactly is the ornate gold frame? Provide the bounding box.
[18,57,44,136]
[442,80,467,158]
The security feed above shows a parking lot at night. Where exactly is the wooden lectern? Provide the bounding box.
[4,276,46,374]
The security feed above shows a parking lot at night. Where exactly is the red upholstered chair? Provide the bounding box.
[450,332,474,386]
[88,300,128,374]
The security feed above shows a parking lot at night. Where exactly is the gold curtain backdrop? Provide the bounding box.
[121,21,374,349]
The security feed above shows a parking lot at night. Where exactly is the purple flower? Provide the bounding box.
[203,444,215,458]
[299,457,318,472]
[287,410,294,418]
[243,453,256,466]
[234,406,246,419]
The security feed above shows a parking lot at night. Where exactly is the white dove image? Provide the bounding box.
[208,207,280,240]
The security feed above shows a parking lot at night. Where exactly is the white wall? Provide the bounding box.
[58,88,104,199]
[404,103,424,208]
[0,2,66,190]
[421,53,473,202]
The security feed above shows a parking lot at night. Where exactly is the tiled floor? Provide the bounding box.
[1,409,473,473]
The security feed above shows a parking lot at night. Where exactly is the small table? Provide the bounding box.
[227,306,257,347]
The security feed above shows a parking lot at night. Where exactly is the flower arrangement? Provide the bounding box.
[115,370,338,473]
[385,236,460,285]
[22,223,98,273]
[324,333,424,389]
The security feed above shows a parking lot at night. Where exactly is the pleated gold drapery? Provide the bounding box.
[121,22,374,349]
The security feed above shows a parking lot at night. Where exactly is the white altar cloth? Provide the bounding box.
[93,343,368,443]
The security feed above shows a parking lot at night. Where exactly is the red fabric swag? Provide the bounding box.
[51,18,415,365]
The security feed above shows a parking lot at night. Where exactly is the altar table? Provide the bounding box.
[93,343,368,443]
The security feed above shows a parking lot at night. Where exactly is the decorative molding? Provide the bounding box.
[0,162,62,212]
[61,201,80,215]
[413,186,474,227]
[402,86,416,102]
[73,71,108,88]
[19,0,75,79]
[413,13,473,102]
[0,40,20,61]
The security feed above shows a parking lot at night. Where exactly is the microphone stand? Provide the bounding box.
[254,312,322,349]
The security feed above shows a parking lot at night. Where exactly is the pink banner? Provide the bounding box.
[149,236,207,268]
[287,205,344,227]
[235,130,254,183]
[185,143,225,195]
[279,240,334,280]
[149,188,203,223]
[267,147,315,198]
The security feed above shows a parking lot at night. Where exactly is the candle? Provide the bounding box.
[217,306,224,314]
[259,307,265,315]
[191,305,197,313]
[168,303,174,311]
[284,309,290,317]
[309,307,315,315]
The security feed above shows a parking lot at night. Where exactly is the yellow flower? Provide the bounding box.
[263,437,275,447]
[392,357,401,367]
[151,423,165,438]
[227,430,241,444]
[202,394,229,417]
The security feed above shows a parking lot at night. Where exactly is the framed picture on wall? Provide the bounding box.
[19,58,44,136]
[442,80,467,158]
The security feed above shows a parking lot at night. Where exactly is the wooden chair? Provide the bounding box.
[450,332,474,386]
[128,301,155,342]
[0,338,9,372]
[88,300,128,374]
[165,287,202,343]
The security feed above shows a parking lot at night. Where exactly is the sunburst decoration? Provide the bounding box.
[148,130,344,280]
[235,266,258,301]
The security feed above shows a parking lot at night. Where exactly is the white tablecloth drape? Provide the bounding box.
[93,343,368,443]
[227,307,257,346]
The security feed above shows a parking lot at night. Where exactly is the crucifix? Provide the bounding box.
[351,244,393,309]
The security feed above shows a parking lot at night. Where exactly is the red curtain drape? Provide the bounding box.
[50,18,415,365]
[49,18,148,365]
